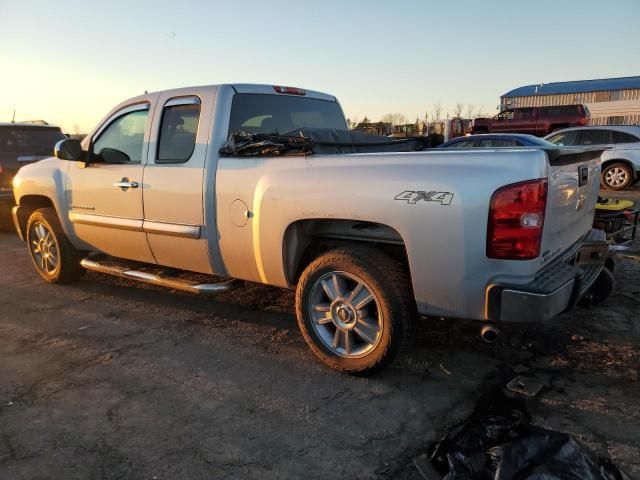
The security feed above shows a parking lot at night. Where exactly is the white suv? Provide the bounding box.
[546,125,640,190]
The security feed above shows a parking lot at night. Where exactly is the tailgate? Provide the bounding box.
[539,147,604,265]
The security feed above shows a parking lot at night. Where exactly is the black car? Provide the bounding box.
[438,133,557,148]
[0,123,66,224]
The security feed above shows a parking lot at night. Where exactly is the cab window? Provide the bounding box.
[495,110,513,121]
[157,99,201,163]
[93,108,149,163]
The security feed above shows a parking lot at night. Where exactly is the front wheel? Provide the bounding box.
[601,162,633,190]
[26,208,85,284]
[295,247,415,374]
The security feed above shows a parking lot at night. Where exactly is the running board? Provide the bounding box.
[80,256,236,294]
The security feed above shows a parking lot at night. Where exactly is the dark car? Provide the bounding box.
[0,123,66,223]
[438,133,557,148]
[471,104,589,137]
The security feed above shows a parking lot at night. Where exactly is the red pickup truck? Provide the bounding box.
[471,105,589,137]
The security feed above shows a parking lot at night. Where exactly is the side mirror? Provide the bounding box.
[54,139,84,161]
[99,148,130,164]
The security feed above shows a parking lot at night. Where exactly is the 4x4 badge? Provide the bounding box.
[394,191,454,205]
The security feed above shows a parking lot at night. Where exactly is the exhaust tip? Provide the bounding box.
[481,324,500,343]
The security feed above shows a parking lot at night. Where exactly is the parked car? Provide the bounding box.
[545,125,640,190]
[471,105,589,136]
[438,133,557,148]
[11,84,610,373]
[0,123,66,223]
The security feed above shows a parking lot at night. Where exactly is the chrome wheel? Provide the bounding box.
[308,271,383,358]
[29,221,59,275]
[605,167,628,188]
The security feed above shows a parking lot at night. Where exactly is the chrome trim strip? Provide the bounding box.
[142,221,201,239]
[69,212,142,231]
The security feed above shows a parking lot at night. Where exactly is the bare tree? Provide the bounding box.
[432,101,442,121]
[454,103,464,118]
[362,115,370,124]
[381,113,408,126]
[465,103,476,119]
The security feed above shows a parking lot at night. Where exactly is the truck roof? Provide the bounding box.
[140,83,337,102]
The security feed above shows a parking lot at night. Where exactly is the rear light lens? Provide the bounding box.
[487,179,548,260]
[273,85,306,96]
[579,117,588,126]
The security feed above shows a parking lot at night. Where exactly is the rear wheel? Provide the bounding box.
[295,247,415,374]
[26,208,85,284]
[601,162,633,190]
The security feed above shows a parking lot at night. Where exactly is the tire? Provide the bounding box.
[578,267,615,307]
[601,162,633,191]
[295,247,415,374]
[26,207,85,284]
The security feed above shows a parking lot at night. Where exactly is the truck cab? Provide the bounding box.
[472,105,589,136]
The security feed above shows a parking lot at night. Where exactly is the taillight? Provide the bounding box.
[579,117,588,126]
[273,86,306,95]
[487,179,547,260]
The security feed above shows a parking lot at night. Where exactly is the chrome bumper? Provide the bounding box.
[487,229,609,323]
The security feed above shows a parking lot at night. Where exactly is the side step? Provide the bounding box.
[80,256,236,294]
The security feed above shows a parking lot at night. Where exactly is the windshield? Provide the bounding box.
[0,126,66,156]
[228,94,347,136]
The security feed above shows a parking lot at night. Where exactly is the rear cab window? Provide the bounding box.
[228,93,347,136]
[157,97,201,163]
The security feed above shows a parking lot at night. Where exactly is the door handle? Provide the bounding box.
[114,178,139,191]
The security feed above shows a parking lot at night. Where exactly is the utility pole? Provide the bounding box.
[11,109,16,123]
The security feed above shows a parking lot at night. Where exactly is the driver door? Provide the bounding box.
[65,102,155,263]
[491,109,513,132]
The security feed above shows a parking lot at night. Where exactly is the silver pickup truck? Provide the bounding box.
[11,84,610,373]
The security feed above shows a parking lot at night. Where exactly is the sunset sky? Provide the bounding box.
[1,0,639,133]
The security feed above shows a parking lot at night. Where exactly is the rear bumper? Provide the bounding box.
[486,229,609,323]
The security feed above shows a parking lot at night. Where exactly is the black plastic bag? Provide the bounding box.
[430,388,631,480]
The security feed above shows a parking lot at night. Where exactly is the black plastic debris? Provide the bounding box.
[426,387,631,480]
[219,128,429,156]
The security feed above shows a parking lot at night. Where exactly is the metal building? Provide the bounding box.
[501,76,640,125]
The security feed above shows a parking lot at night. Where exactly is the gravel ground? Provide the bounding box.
[0,230,639,479]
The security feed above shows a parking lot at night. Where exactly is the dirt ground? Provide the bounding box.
[0,230,639,479]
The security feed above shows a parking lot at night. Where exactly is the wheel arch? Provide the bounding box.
[14,195,56,241]
[282,218,412,287]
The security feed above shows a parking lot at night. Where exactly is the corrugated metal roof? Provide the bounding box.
[502,76,640,98]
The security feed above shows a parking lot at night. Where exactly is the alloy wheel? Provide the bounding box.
[308,271,383,358]
[29,222,59,275]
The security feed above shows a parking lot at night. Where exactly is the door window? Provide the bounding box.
[157,99,201,163]
[576,130,611,146]
[93,108,149,163]
[477,139,519,147]
[546,131,577,146]
[495,110,513,121]
[444,139,475,148]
